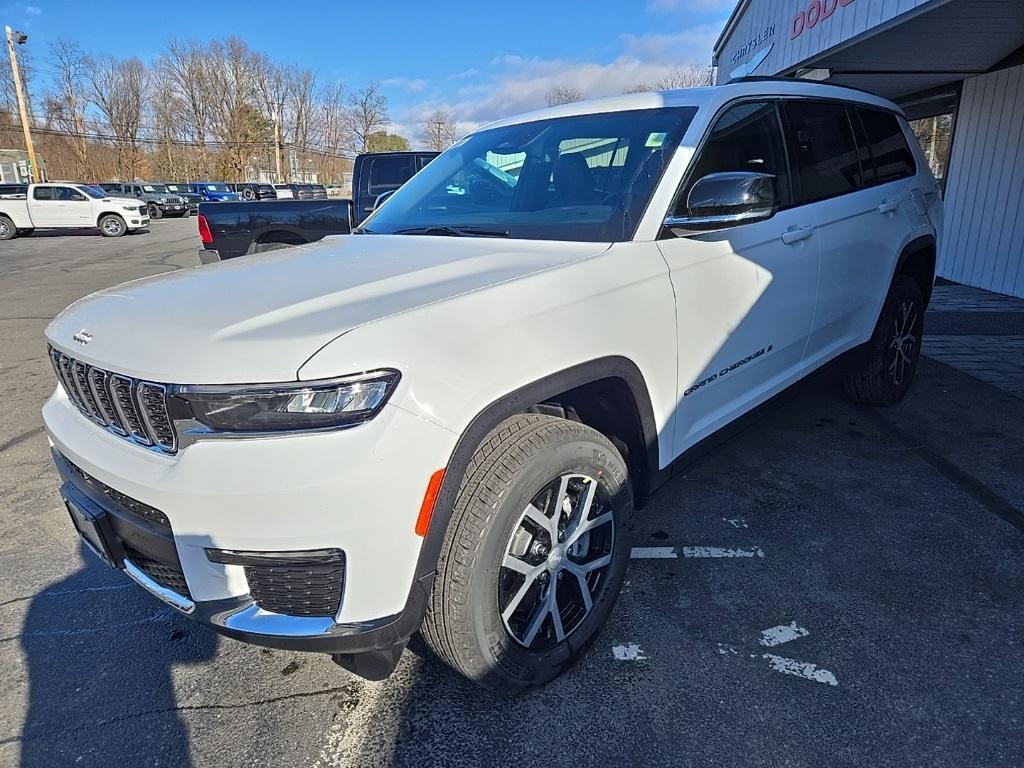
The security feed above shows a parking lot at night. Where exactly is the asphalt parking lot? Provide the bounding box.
[1,219,1022,768]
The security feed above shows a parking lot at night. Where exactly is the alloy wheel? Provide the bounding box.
[498,473,615,650]
[889,299,918,385]
[102,218,122,236]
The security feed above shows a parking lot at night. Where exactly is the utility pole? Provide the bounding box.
[273,113,285,183]
[5,26,39,183]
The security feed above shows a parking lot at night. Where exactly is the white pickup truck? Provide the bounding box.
[0,182,149,239]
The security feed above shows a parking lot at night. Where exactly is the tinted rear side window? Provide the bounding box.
[857,107,916,183]
[368,156,416,196]
[782,100,862,204]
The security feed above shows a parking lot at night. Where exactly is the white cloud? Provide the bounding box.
[380,76,429,92]
[621,24,721,63]
[24,4,41,13]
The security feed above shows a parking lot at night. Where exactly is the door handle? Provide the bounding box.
[877,200,900,214]
[781,225,815,245]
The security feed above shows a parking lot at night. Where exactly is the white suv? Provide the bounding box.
[42,80,942,690]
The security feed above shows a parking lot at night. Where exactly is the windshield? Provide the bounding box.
[76,185,105,199]
[165,184,187,192]
[362,107,696,242]
[142,184,168,193]
[204,184,229,192]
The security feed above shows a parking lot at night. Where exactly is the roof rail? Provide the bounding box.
[726,75,799,85]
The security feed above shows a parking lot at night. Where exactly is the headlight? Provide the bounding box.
[121,205,138,212]
[173,370,400,433]
[158,197,168,204]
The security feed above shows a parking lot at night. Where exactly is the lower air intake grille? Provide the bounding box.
[124,545,192,598]
[244,553,346,618]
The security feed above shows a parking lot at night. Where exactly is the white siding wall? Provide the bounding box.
[939,64,1024,298]
[717,0,934,81]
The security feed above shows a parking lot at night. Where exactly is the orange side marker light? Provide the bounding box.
[415,468,446,536]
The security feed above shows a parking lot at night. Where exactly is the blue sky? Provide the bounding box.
[4,0,735,140]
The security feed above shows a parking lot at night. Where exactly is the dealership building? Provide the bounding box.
[713,0,1024,298]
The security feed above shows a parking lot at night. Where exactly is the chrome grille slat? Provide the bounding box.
[137,382,176,452]
[110,374,152,445]
[88,368,125,434]
[48,346,179,453]
[72,360,104,423]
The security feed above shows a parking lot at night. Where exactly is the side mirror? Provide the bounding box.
[371,189,395,211]
[665,171,778,233]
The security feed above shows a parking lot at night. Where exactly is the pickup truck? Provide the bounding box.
[197,151,437,261]
[0,182,149,238]
[42,81,941,690]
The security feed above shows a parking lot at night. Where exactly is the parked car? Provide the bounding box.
[352,151,437,222]
[197,198,354,261]
[198,152,436,261]
[41,80,941,691]
[160,183,202,216]
[187,182,242,202]
[228,182,277,201]
[99,183,188,219]
[0,182,149,238]
[272,183,294,199]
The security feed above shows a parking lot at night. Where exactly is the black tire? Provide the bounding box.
[843,275,925,406]
[149,204,163,219]
[98,214,127,238]
[421,413,633,691]
[0,215,16,240]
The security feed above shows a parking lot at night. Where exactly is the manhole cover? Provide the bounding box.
[924,311,1024,336]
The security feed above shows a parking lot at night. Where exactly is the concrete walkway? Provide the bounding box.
[924,281,1024,399]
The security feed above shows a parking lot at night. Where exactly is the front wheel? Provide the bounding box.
[98,214,127,237]
[843,275,925,406]
[148,204,163,220]
[421,414,633,691]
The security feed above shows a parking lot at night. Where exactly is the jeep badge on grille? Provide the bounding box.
[72,329,93,345]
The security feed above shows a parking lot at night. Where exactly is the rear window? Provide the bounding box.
[857,107,916,183]
[32,187,54,200]
[782,100,862,204]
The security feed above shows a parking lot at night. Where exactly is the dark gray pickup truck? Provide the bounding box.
[198,151,438,262]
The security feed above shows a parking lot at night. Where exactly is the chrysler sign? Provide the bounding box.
[791,0,856,39]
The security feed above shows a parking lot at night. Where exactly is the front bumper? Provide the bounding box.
[43,386,456,652]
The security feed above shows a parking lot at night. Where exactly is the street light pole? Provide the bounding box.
[5,25,39,183]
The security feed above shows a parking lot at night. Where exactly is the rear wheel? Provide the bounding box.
[0,216,16,239]
[421,414,633,691]
[98,214,126,237]
[843,275,925,406]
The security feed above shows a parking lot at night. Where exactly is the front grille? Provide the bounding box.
[124,545,192,598]
[50,346,177,453]
[63,456,171,531]
[245,554,345,618]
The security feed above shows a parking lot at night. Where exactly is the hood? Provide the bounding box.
[46,235,610,384]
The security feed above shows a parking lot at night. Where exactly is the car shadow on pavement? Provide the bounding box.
[19,228,151,238]
[18,542,216,768]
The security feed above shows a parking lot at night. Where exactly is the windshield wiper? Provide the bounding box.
[392,225,508,238]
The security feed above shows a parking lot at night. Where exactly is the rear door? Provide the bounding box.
[28,185,65,227]
[657,100,820,453]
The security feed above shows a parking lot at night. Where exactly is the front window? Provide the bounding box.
[362,107,697,242]
[203,184,229,192]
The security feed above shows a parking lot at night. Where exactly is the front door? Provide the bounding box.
[656,100,819,455]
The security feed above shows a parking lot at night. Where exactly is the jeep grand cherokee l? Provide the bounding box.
[42,80,942,690]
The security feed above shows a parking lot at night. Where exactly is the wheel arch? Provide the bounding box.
[413,355,660,583]
[251,227,309,248]
[895,234,937,306]
[96,211,125,226]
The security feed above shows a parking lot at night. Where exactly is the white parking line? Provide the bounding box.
[759,622,810,647]
[682,546,765,558]
[630,547,678,558]
[612,643,648,661]
[762,653,838,686]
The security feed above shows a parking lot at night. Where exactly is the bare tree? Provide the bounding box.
[546,86,583,106]
[623,64,713,94]
[44,39,90,179]
[344,84,389,154]
[85,55,152,179]
[419,110,457,152]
